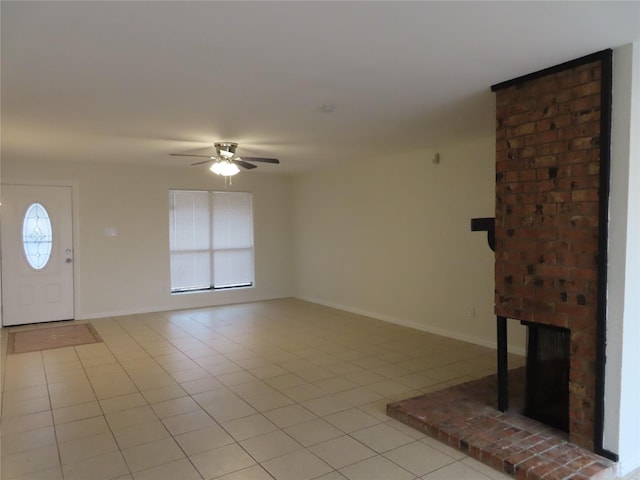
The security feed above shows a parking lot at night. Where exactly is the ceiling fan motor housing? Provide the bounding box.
[215,142,238,158]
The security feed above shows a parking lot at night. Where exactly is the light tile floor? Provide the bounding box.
[0,299,630,480]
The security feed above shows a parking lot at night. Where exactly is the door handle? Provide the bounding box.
[66,258,73,263]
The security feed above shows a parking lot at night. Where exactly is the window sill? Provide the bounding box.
[170,284,254,296]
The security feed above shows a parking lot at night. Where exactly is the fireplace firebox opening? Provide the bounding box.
[523,322,570,432]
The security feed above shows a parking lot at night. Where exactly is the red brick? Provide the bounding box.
[534,130,560,144]
[571,81,601,99]
[560,123,600,140]
[574,108,601,124]
[570,190,599,202]
[569,136,599,150]
[568,97,595,112]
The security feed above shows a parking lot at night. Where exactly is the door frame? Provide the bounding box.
[0,179,81,327]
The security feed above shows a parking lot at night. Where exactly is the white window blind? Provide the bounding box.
[169,190,254,292]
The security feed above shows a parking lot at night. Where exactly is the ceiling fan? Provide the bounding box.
[171,142,279,176]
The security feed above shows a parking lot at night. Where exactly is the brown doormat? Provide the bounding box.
[7,324,102,354]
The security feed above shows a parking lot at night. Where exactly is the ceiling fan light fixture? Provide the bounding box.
[172,141,278,175]
[210,160,240,176]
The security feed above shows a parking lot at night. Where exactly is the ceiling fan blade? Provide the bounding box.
[233,159,258,169]
[170,153,215,158]
[190,159,214,166]
[240,156,280,164]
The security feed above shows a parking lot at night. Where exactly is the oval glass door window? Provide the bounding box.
[22,203,53,270]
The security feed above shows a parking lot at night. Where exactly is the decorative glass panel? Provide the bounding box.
[22,203,53,270]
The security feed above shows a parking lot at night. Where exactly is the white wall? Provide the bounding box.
[291,136,526,352]
[605,42,640,475]
[1,159,293,319]
[2,136,528,355]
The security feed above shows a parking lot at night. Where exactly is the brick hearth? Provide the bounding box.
[387,369,614,480]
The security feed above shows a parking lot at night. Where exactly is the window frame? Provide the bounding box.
[169,189,255,294]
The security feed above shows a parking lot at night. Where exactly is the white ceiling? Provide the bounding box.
[2,1,639,173]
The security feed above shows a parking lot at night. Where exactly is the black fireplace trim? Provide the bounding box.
[594,49,616,462]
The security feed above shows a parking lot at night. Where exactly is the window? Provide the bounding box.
[22,203,53,270]
[169,190,254,293]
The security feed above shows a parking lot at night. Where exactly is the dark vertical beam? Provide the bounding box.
[524,324,537,418]
[497,316,509,412]
[594,49,618,462]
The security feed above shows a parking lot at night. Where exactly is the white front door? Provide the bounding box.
[1,185,75,326]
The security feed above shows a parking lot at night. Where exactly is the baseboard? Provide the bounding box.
[295,295,526,356]
[77,295,292,320]
[78,294,526,356]
[612,452,640,477]
[78,305,179,320]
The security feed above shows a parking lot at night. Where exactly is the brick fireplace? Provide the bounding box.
[492,50,612,453]
[387,50,617,479]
